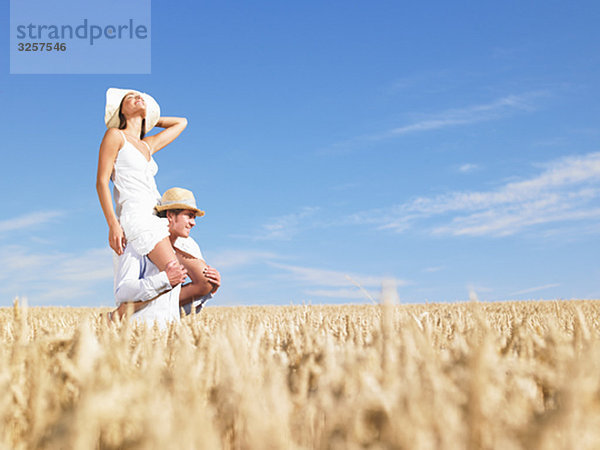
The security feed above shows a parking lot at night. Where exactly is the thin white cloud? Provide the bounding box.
[386,94,537,137]
[387,78,415,92]
[34,285,102,303]
[209,249,279,269]
[509,283,560,296]
[0,210,63,234]
[270,262,408,301]
[331,182,360,191]
[56,248,114,282]
[423,266,444,273]
[250,207,320,241]
[458,163,479,173]
[325,92,543,154]
[433,203,600,237]
[305,288,379,301]
[0,245,113,305]
[383,69,466,96]
[357,152,600,237]
[271,262,384,287]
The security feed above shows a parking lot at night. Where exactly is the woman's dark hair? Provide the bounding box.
[118,95,146,139]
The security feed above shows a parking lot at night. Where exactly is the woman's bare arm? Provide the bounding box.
[96,128,126,255]
[143,116,187,154]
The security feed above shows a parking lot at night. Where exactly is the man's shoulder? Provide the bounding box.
[173,236,204,260]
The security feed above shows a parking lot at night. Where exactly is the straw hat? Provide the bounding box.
[105,87,161,132]
[155,187,205,217]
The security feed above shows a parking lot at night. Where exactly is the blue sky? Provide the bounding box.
[2,1,600,306]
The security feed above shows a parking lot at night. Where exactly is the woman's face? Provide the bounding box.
[120,92,146,119]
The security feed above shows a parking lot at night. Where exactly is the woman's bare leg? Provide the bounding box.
[105,300,150,323]
[105,238,177,320]
[105,239,179,324]
[147,237,178,272]
[176,249,213,306]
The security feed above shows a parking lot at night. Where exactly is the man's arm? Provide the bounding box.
[114,249,183,305]
[177,253,213,306]
[179,265,220,315]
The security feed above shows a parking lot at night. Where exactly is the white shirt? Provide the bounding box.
[113,236,212,328]
[113,246,181,329]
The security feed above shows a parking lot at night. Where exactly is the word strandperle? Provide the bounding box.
[15,18,148,45]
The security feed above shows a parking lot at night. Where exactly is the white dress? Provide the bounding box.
[111,131,169,256]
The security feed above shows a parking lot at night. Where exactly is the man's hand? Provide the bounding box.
[166,260,187,287]
[203,266,221,293]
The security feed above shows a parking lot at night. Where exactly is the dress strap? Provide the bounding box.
[118,130,126,147]
[141,140,152,154]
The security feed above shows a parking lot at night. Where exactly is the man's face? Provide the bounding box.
[167,210,196,238]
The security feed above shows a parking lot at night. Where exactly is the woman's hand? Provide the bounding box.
[144,117,187,154]
[203,266,221,293]
[109,223,127,255]
[165,260,188,287]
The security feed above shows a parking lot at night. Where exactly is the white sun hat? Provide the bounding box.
[104,87,161,132]
[155,187,205,217]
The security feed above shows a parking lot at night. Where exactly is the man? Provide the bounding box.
[110,187,221,327]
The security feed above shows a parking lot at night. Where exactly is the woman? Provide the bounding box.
[96,88,187,274]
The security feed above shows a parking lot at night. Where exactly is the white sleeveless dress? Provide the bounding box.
[111,131,170,256]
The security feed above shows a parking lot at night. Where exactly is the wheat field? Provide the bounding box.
[1,298,600,449]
